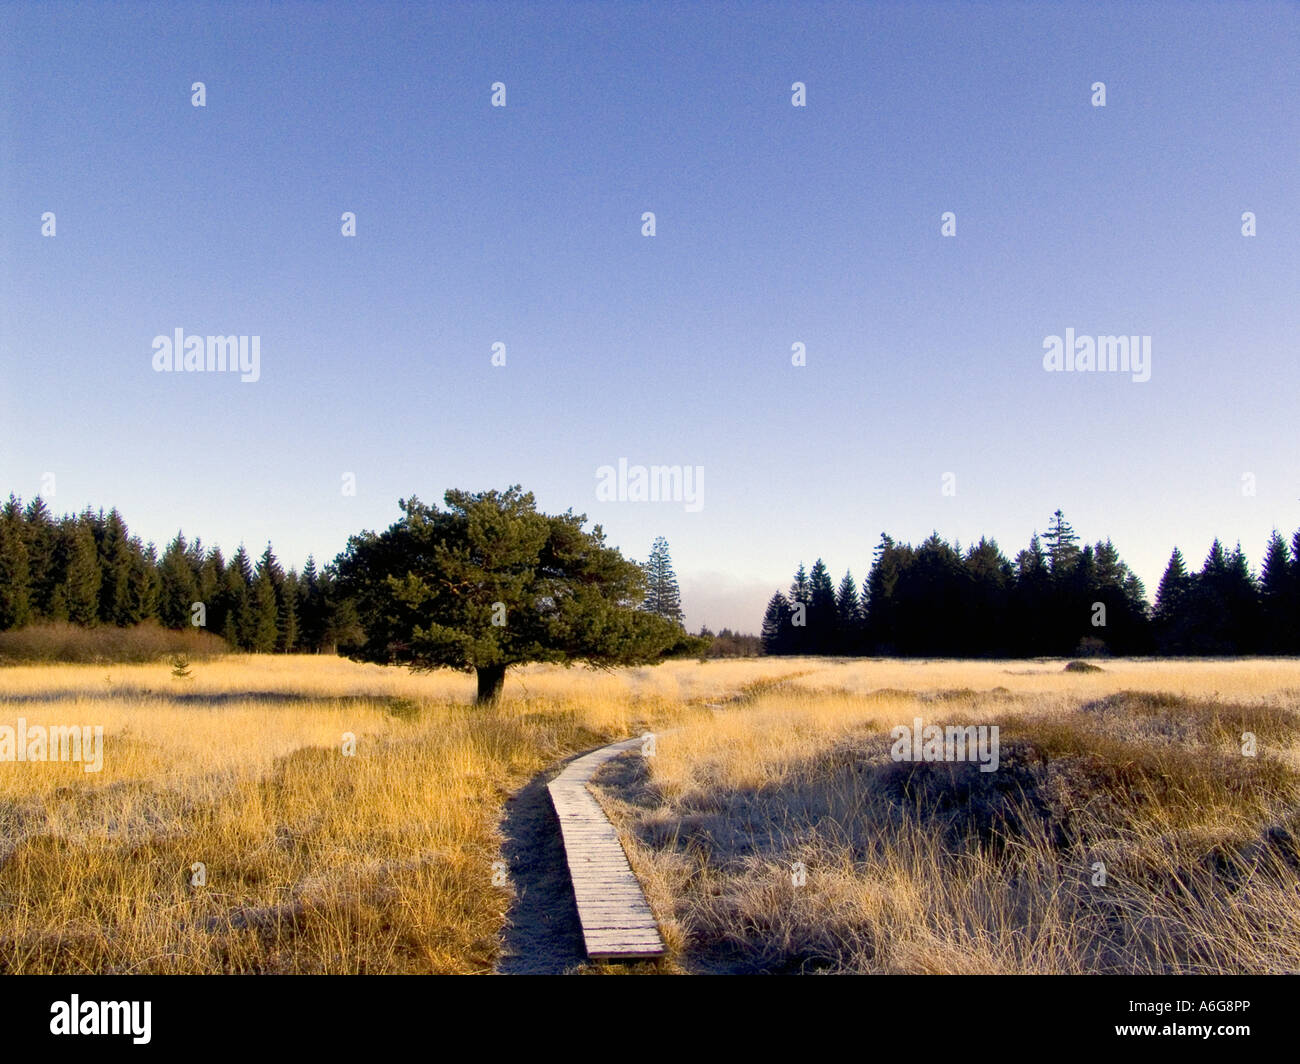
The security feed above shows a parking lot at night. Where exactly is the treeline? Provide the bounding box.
[762,510,1300,657]
[696,627,762,657]
[0,495,360,652]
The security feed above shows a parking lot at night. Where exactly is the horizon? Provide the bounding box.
[0,485,1290,634]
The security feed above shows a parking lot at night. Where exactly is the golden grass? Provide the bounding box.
[5,653,1299,974]
[590,657,1300,974]
[0,655,727,973]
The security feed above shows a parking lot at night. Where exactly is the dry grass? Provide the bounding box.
[5,654,1299,974]
[591,657,1300,974]
[0,621,228,665]
[0,655,732,973]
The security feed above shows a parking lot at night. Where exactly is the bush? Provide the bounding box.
[1073,636,1110,657]
[0,622,229,665]
[698,628,762,658]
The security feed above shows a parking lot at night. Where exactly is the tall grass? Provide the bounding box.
[5,654,1298,973]
[591,658,1300,973]
[0,655,718,973]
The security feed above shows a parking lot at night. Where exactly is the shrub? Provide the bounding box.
[0,622,228,665]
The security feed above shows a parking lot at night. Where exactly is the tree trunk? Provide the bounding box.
[476,664,507,704]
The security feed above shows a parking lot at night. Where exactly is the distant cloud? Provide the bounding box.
[678,570,777,634]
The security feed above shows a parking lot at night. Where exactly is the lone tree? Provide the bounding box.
[642,536,684,627]
[332,487,706,702]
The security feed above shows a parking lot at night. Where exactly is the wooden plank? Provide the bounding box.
[548,736,666,961]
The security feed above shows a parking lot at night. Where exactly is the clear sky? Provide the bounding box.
[2,1,1297,631]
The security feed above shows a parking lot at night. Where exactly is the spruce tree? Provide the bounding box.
[835,570,860,653]
[97,509,135,625]
[904,533,965,654]
[787,563,811,653]
[963,538,1012,656]
[1011,534,1051,655]
[22,496,58,620]
[320,569,363,654]
[198,548,225,634]
[1153,548,1191,652]
[641,536,684,627]
[227,546,256,649]
[278,569,300,652]
[0,496,32,630]
[251,547,281,652]
[1225,543,1260,653]
[760,591,793,655]
[1184,540,1232,653]
[158,533,199,629]
[807,559,838,653]
[298,556,325,652]
[1043,509,1081,576]
[1087,539,1148,654]
[865,535,906,654]
[128,543,160,624]
[1290,529,1300,654]
[61,518,102,625]
[1259,531,1293,651]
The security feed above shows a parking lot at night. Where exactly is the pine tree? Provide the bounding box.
[297,556,325,652]
[1290,529,1300,654]
[230,544,254,585]
[226,545,256,649]
[158,533,199,629]
[964,538,1012,656]
[250,547,280,652]
[1043,509,1081,576]
[97,509,135,625]
[865,535,907,654]
[258,543,284,589]
[807,559,838,653]
[1011,534,1051,655]
[1259,531,1293,652]
[1087,539,1148,654]
[1067,543,1099,650]
[1225,543,1260,653]
[278,569,300,652]
[760,591,793,655]
[641,536,684,627]
[0,496,32,630]
[128,543,159,623]
[1153,547,1191,652]
[320,568,363,653]
[1185,540,1233,653]
[333,488,704,701]
[787,563,811,653]
[835,570,860,653]
[904,533,965,654]
[185,536,207,591]
[61,518,102,625]
[22,496,58,620]
[198,548,225,635]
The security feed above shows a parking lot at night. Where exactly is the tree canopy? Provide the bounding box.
[332,486,706,701]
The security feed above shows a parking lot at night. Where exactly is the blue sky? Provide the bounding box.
[2,1,1297,631]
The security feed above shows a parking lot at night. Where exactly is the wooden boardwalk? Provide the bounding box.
[547,737,666,960]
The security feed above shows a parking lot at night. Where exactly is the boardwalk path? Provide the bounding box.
[546,737,666,960]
